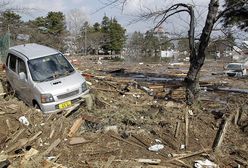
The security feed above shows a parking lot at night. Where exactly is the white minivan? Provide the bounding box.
[5,43,89,113]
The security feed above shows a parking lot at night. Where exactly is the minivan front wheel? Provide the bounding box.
[33,101,41,110]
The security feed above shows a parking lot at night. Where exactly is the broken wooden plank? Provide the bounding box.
[135,159,161,165]
[175,120,181,138]
[68,137,90,145]
[185,110,189,149]
[68,118,83,137]
[212,114,233,152]
[165,148,211,163]
[148,85,164,90]
[234,108,240,126]
[49,129,55,139]
[110,134,144,149]
[6,119,11,131]
[41,138,61,157]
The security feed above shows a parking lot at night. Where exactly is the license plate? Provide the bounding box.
[58,101,72,109]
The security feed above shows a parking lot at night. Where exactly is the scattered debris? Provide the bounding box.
[148,144,164,152]
[68,137,90,145]
[18,116,30,126]
[0,58,247,167]
[135,158,161,165]
[68,117,84,137]
[194,159,218,168]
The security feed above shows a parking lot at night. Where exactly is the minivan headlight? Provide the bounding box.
[81,82,87,92]
[41,94,54,103]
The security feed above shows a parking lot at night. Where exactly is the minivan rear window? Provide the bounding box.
[28,53,75,82]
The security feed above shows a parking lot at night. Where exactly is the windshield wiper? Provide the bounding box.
[58,69,74,78]
[39,75,54,82]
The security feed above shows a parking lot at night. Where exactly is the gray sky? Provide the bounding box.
[12,0,209,32]
[10,0,248,41]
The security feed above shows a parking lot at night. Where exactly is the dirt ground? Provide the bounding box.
[0,57,248,168]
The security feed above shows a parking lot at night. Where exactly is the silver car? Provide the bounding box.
[225,63,247,77]
[5,43,89,113]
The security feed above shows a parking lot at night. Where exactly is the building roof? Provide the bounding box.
[9,43,59,60]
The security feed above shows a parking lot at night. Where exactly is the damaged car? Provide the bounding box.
[5,43,89,113]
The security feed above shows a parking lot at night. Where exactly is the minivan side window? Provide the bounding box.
[9,54,17,72]
[18,58,27,77]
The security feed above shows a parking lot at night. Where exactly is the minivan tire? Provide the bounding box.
[33,101,41,110]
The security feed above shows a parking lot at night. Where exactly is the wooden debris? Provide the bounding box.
[6,119,11,131]
[8,104,18,110]
[135,159,161,165]
[175,121,181,138]
[68,137,90,145]
[68,118,83,137]
[0,81,5,96]
[212,114,233,152]
[110,134,144,149]
[49,129,55,139]
[185,110,189,149]
[9,128,26,144]
[5,131,42,153]
[131,134,149,147]
[41,138,61,157]
[103,155,115,168]
[165,148,211,163]
[20,148,39,166]
[81,114,101,124]
[148,85,164,90]
[234,108,240,126]
[82,94,93,110]
[42,159,67,168]
[93,87,117,92]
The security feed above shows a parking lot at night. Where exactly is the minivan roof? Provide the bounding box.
[9,43,59,60]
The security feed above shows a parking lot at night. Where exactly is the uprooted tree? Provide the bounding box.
[110,0,247,105]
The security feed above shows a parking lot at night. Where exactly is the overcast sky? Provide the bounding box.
[9,0,248,41]
[10,0,211,32]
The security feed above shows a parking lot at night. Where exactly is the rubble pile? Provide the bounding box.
[0,58,248,167]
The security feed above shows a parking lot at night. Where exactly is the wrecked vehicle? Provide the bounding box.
[224,63,247,77]
[5,43,89,113]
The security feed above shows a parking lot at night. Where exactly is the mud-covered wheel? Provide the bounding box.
[33,101,41,110]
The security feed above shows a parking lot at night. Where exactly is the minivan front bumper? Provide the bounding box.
[40,89,90,113]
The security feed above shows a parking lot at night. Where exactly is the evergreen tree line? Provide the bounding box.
[0,11,126,54]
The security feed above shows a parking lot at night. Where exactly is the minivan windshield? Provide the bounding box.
[227,64,242,70]
[28,53,75,82]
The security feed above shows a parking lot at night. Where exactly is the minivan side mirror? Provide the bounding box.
[19,72,26,80]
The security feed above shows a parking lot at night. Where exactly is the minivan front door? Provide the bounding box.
[15,58,32,105]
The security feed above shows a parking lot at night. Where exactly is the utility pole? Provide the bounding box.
[84,27,87,56]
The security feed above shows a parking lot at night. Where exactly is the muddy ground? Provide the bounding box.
[0,57,248,168]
